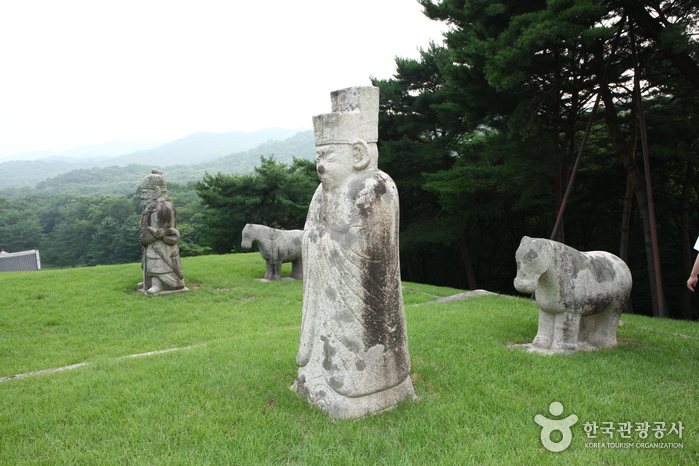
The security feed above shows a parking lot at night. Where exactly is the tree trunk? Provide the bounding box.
[631,24,666,319]
[619,172,635,314]
[552,164,567,244]
[403,249,415,283]
[551,62,567,244]
[619,172,634,264]
[457,233,478,290]
[594,46,666,317]
[680,162,695,320]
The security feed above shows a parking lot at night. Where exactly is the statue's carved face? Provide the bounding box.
[140,187,161,207]
[513,238,549,294]
[315,144,355,190]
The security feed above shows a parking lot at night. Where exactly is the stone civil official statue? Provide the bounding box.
[138,170,187,295]
[292,86,415,419]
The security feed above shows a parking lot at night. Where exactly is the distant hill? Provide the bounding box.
[104,127,303,167]
[0,158,101,191]
[29,130,315,195]
[33,164,155,195]
[195,131,316,175]
[0,140,162,162]
[0,128,311,191]
[60,140,164,160]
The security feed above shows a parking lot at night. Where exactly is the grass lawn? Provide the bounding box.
[1,253,697,464]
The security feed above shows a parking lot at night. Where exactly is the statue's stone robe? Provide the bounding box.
[139,199,185,291]
[293,170,414,419]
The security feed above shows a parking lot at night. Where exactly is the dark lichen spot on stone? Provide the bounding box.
[341,336,362,352]
[335,309,354,324]
[570,253,617,283]
[359,212,406,365]
[159,202,173,226]
[348,172,373,199]
[580,293,616,314]
[325,286,337,301]
[321,336,337,371]
[356,360,366,371]
[329,377,344,390]
[374,180,386,197]
[307,230,318,244]
[524,249,538,263]
[589,258,617,283]
[335,309,355,324]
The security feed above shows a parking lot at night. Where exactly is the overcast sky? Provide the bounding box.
[0,0,447,158]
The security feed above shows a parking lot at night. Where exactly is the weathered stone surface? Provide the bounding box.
[240,223,303,281]
[138,169,188,295]
[512,236,632,354]
[292,86,415,419]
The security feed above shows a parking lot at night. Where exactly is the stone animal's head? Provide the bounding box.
[513,236,551,294]
[241,224,254,249]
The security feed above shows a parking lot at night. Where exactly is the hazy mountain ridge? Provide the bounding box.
[0,158,100,191]
[0,128,313,193]
[27,130,316,195]
[0,140,163,162]
[104,127,303,167]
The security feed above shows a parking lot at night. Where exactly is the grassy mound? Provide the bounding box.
[1,254,697,464]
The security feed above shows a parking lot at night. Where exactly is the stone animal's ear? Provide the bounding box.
[352,140,370,171]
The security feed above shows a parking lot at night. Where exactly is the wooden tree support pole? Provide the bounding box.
[631,23,666,318]
[550,94,601,241]
[550,16,627,243]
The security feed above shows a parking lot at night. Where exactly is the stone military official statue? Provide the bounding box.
[138,169,187,295]
[292,86,415,419]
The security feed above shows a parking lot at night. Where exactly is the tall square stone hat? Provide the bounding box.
[313,86,379,145]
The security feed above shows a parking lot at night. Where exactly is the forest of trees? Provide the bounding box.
[1,0,698,320]
[0,156,314,270]
[194,157,317,253]
[370,0,699,319]
[0,182,209,268]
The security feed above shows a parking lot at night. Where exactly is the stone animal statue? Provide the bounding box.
[241,223,303,281]
[513,236,632,354]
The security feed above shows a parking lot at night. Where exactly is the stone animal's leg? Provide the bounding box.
[290,259,303,280]
[586,307,621,349]
[550,313,581,353]
[532,310,555,349]
[578,314,596,345]
[264,260,282,281]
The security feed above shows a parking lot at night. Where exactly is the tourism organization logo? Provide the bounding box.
[534,402,685,452]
